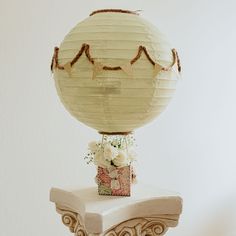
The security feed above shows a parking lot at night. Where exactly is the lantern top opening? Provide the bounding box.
[90,9,140,16]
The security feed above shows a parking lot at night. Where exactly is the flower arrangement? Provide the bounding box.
[85,134,137,196]
[85,134,136,168]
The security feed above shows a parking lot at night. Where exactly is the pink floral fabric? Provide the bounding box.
[97,166,131,196]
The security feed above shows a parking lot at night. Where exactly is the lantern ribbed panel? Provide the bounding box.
[54,12,178,132]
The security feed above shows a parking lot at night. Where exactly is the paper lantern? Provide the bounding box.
[51,9,181,133]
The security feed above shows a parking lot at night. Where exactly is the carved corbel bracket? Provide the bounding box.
[56,205,179,236]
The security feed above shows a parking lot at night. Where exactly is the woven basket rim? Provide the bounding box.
[90,9,139,16]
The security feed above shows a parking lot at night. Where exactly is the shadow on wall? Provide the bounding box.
[199,194,236,236]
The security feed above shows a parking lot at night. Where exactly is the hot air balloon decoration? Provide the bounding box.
[51,9,181,196]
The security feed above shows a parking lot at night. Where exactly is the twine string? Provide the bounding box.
[51,44,179,73]
[90,9,139,16]
[125,135,129,158]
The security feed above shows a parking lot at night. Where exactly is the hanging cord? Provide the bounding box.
[124,135,129,162]
[101,134,105,160]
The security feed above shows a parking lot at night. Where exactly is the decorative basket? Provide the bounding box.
[96,166,131,196]
[85,133,136,196]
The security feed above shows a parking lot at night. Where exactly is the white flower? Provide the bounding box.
[111,140,119,147]
[103,143,118,161]
[113,151,129,167]
[88,141,98,153]
[93,150,110,168]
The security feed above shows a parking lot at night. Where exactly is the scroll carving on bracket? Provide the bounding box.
[104,218,168,236]
[56,206,87,236]
[56,206,172,236]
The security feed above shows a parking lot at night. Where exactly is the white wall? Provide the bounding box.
[1,0,236,235]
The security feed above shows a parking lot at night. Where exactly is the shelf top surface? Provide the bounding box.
[50,184,182,215]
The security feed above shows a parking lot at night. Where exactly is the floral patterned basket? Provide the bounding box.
[85,133,136,196]
[97,166,131,196]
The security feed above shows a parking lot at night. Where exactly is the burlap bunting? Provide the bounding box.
[120,63,133,77]
[63,62,72,77]
[92,62,104,80]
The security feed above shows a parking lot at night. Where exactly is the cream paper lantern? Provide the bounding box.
[51,9,181,134]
